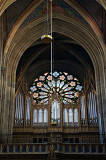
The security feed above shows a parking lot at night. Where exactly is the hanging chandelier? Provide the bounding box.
[41,0,53,44]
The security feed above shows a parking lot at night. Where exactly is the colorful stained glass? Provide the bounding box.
[41,88,48,92]
[33,100,36,104]
[52,80,55,87]
[53,88,55,92]
[37,82,42,87]
[74,77,78,81]
[30,71,82,104]
[64,87,72,92]
[47,76,52,80]
[67,99,72,103]
[57,88,59,92]
[34,78,38,82]
[41,98,48,103]
[70,81,76,86]
[60,94,65,96]
[50,90,53,93]
[62,84,68,90]
[76,85,82,91]
[65,91,73,95]
[44,72,48,76]
[53,71,59,77]
[65,95,74,98]
[64,87,69,92]
[39,76,45,81]
[63,72,68,75]
[63,100,68,104]
[60,81,64,88]
[39,92,48,95]
[44,101,48,104]
[57,80,60,87]
[59,90,63,93]
[30,86,37,91]
[60,75,65,80]
[67,75,73,80]
[40,99,48,103]
[33,93,38,98]
[74,92,79,97]
[44,84,49,89]
[48,81,52,87]
[39,95,47,99]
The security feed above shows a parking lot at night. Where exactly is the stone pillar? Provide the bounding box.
[95,66,106,143]
[6,77,16,142]
[0,15,10,141]
[0,15,3,134]
[102,65,106,136]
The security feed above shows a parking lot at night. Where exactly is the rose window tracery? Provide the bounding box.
[30,71,82,105]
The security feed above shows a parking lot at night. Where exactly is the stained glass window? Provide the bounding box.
[30,71,82,105]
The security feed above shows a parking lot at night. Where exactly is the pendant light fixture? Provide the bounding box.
[41,0,53,44]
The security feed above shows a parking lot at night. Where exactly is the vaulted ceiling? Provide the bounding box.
[1,0,105,88]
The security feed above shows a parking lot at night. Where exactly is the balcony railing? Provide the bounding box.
[0,143,106,154]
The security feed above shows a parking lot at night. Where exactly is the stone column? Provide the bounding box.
[6,77,16,143]
[95,66,106,143]
[0,15,3,134]
[0,15,10,141]
[102,65,106,136]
